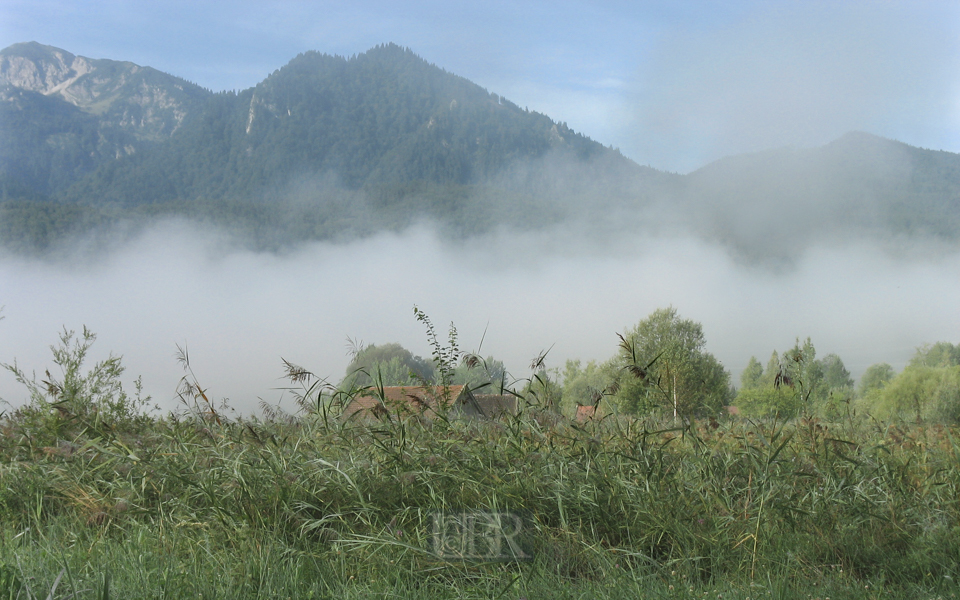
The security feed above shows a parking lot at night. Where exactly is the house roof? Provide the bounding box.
[342,385,467,420]
[470,394,518,418]
[575,405,597,421]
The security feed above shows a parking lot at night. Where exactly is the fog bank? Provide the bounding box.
[2,221,958,415]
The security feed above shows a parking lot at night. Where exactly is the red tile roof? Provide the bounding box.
[342,385,466,420]
[575,405,597,421]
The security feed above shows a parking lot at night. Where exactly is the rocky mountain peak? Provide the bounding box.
[0,42,85,93]
[1,42,211,141]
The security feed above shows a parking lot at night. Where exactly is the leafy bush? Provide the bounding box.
[1,326,155,443]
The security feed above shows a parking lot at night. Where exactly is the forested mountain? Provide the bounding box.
[0,42,662,251]
[1,41,958,259]
[64,45,642,202]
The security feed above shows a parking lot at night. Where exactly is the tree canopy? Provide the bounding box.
[340,342,435,389]
[856,343,960,423]
[735,340,855,419]
[610,307,731,419]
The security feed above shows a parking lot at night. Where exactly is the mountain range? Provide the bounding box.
[1,41,958,261]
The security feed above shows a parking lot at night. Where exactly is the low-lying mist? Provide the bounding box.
[2,216,957,416]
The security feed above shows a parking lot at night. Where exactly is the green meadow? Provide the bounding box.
[1,322,959,599]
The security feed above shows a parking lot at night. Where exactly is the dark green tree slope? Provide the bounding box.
[64,44,630,206]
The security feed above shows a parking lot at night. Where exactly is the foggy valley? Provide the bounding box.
[0,7,958,417]
[2,214,957,415]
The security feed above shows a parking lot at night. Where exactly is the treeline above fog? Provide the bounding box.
[1,41,958,261]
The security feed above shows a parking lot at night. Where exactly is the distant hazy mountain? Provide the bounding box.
[0,41,958,261]
[679,132,960,263]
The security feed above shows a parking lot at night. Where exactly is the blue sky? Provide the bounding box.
[2,0,959,172]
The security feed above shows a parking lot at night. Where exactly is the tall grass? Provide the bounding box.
[2,328,960,598]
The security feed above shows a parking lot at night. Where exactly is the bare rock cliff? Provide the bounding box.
[1,42,210,141]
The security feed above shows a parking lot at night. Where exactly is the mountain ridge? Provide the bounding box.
[1,41,662,252]
[1,42,210,141]
[0,41,958,262]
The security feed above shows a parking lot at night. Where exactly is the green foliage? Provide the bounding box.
[737,342,857,419]
[737,352,805,419]
[523,366,563,413]
[760,351,781,388]
[858,362,896,397]
[864,364,960,423]
[560,359,615,415]
[450,355,507,392]
[3,326,960,596]
[610,307,731,419]
[782,338,822,418]
[413,306,461,391]
[820,353,854,390]
[854,343,960,423]
[739,356,764,389]
[930,367,960,423]
[411,307,508,407]
[0,563,24,599]
[735,387,802,419]
[336,341,508,410]
[1,326,154,441]
[854,362,896,416]
[341,342,435,389]
[868,365,942,422]
[4,390,960,595]
[910,341,960,368]
[814,353,855,419]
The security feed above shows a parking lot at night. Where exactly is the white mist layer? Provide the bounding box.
[1,221,958,415]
